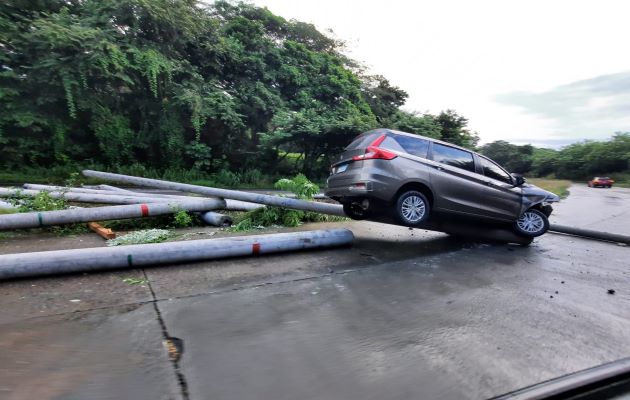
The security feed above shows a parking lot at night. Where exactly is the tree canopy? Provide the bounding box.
[1,0,481,179]
[480,133,630,180]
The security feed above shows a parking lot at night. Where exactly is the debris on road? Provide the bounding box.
[88,222,116,240]
[107,229,171,246]
[122,277,149,285]
[608,289,616,295]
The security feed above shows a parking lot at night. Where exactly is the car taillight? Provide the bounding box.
[352,135,397,161]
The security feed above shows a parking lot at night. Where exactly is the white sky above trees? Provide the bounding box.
[250,0,630,147]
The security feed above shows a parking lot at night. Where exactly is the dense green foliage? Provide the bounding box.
[232,173,344,230]
[0,0,478,180]
[480,133,630,182]
[5,0,619,185]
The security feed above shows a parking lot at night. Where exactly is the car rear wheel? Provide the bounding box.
[395,191,430,226]
[514,209,549,237]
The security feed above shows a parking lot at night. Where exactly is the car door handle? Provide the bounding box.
[433,165,444,171]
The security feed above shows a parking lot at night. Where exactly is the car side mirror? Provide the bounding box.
[511,174,526,187]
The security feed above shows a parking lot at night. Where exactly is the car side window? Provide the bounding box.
[391,135,430,158]
[431,143,475,172]
[480,157,512,184]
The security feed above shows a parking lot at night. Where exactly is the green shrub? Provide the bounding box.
[172,209,194,228]
[275,173,319,199]
[231,174,343,231]
[7,191,68,213]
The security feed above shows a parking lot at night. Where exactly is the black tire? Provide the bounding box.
[513,208,549,237]
[395,190,430,226]
[520,237,534,246]
[343,203,369,220]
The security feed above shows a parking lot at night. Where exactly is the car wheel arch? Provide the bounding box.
[393,182,434,207]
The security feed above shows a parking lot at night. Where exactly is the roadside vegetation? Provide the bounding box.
[1,0,627,213]
[526,178,572,198]
[480,134,630,185]
[1,0,478,185]
[231,174,346,231]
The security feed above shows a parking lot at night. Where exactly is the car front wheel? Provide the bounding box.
[514,209,549,237]
[395,191,430,226]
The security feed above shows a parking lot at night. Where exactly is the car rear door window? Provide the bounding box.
[480,157,513,184]
[431,143,475,172]
[391,135,430,158]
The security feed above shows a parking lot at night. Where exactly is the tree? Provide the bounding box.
[435,110,479,148]
[0,0,494,181]
[480,140,533,173]
[361,75,408,123]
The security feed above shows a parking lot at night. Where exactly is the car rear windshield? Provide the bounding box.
[344,132,381,150]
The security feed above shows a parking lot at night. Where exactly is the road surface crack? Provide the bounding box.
[142,268,190,400]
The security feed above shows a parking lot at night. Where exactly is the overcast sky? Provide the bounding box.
[250,0,630,147]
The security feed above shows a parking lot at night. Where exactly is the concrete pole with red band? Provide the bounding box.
[0,229,354,280]
[0,198,225,231]
[82,170,346,217]
[0,187,200,206]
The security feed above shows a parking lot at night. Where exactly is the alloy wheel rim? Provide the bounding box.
[517,211,544,234]
[401,195,426,222]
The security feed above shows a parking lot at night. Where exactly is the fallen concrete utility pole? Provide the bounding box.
[95,185,263,210]
[0,228,354,280]
[0,199,225,230]
[198,211,233,227]
[25,184,263,211]
[549,224,630,245]
[0,200,16,210]
[82,170,346,217]
[24,184,189,200]
[0,188,221,207]
[98,184,134,193]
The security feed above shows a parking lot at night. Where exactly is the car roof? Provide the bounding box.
[366,128,476,154]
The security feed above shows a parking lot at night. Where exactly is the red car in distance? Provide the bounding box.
[588,177,614,188]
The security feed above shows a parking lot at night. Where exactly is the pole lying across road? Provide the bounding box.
[549,224,630,245]
[0,199,226,230]
[0,228,354,280]
[82,170,346,217]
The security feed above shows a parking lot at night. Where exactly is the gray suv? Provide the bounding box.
[325,129,560,237]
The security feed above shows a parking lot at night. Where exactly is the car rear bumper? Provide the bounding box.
[325,168,395,203]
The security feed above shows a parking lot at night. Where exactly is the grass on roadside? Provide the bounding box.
[609,172,630,188]
[526,178,572,198]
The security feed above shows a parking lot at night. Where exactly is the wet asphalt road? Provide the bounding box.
[0,184,629,400]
